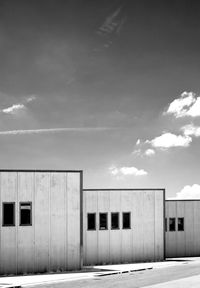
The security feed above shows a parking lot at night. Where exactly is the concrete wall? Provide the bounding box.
[0,170,82,275]
[83,189,165,265]
[165,200,200,258]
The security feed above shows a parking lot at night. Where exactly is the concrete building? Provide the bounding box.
[83,189,165,265]
[0,170,83,275]
[165,200,200,258]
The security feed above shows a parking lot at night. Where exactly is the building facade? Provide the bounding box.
[165,200,200,258]
[83,189,165,265]
[0,170,82,275]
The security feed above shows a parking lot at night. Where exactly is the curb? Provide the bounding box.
[96,267,153,277]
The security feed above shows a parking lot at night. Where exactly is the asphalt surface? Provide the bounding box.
[28,261,200,288]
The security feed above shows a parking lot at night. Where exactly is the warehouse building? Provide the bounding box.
[165,200,200,258]
[83,189,165,265]
[0,170,82,275]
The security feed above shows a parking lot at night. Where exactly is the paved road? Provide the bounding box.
[28,261,200,288]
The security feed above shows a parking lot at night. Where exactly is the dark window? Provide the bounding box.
[178,217,184,231]
[20,202,32,226]
[3,203,15,226]
[87,213,96,230]
[123,212,131,229]
[169,218,176,231]
[165,218,167,232]
[111,212,119,229]
[99,213,108,230]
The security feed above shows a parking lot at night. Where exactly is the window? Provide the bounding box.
[87,213,96,230]
[169,217,176,231]
[178,217,184,231]
[20,202,32,226]
[165,218,167,232]
[99,213,108,230]
[111,212,119,229]
[123,212,131,229]
[3,203,15,226]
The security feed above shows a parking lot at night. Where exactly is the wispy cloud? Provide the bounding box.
[109,165,148,176]
[144,148,155,156]
[173,184,200,199]
[165,91,200,118]
[0,127,114,136]
[147,132,192,149]
[1,94,37,115]
[182,124,200,137]
[2,104,25,114]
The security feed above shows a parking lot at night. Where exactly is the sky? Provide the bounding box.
[1,0,200,198]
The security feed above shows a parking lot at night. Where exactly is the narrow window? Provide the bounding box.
[123,212,131,229]
[99,213,108,230]
[165,218,167,232]
[111,212,119,229]
[87,213,96,230]
[20,202,32,226]
[3,203,15,226]
[169,217,176,231]
[178,217,184,231]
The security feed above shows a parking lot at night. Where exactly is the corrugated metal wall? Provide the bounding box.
[0,171,81,275]
[83,189,165,265]
[165,200,200,257]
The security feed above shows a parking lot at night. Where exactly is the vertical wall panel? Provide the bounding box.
[66,173,80,270]
[50,173,66,271]
[154,191,164,260]
[34,173,50,273]
[166,201,177,257]
[0,172,17,274]
[109,191,121,264]
[97,191,110,264]
[185,202,194,256]
[176,201,185,257]
[17,172,34,274]
[193,202,200,256]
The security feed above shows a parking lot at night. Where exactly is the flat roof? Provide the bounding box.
[84,188,165,191]
[0,169,83,173]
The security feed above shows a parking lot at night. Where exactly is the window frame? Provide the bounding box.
[122,212,131,229]
[165,218,168,232]
[178,217,184,231]
[169,217,176,232]
[2,202,15,227]
[19,202,32,226]
[87,213,96,231]
[111,212,120,230]
[99,212,108,230]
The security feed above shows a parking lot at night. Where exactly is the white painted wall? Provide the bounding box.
[165,200,200,257]
[83,189,165,265]
[0,171,82,275]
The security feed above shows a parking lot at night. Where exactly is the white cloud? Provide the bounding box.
[148,132,192,149]
[109,165,148,176]
[165,91,200,118]
[175,184,200,199]
[131,149,141,156]
[145,149,155,156]
[26,95,36,103]
[136,139,140,145]
[0,127,114,136]
[2,104,25,114]
[182,124,200,137]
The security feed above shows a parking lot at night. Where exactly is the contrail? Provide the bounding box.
[0,127,115,135]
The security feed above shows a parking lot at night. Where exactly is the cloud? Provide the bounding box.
[0,127,114,136]
[2,104,25,114]
[144,149,155,156]
[147,132,192,149]
[165,91,200,118]
[182,124,200,137]
[136,139,140,145]
[1,94,36,114]
[174,184,200,199]
[109,165,148,176]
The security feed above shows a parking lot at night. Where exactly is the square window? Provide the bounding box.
[2,203,15,226]
[123,212,131,229]
[99,213,108,230]
[169,217,176,231]
[20,202,32,226]
[111,212,119,229]
[87,213,96,230]
[178,217,184,231]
